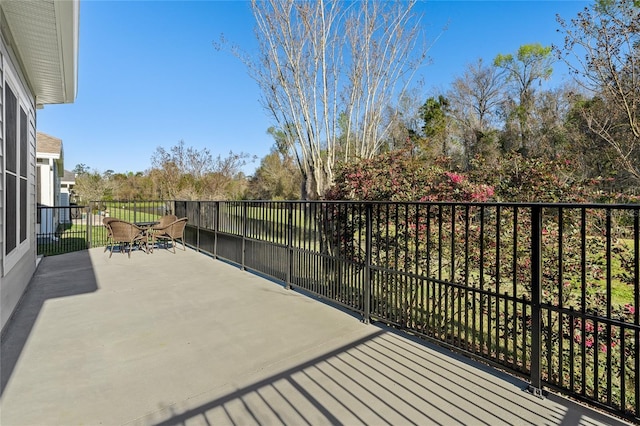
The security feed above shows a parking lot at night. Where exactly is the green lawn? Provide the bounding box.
[98,201,166,223]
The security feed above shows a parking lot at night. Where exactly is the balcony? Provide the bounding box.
[0,246,628,425]
[20,199,640,423]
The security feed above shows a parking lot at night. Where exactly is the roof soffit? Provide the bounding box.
[1,0,79,105]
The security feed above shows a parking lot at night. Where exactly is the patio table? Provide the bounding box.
[134,221,159,252]
[134,221,159,229]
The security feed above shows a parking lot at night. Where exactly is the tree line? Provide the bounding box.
[71,139,301,202]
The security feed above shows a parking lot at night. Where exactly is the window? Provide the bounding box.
[20,107,28,243]
[4,75,31,261]
[5,83,17,254]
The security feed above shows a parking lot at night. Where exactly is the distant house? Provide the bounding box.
[61,170,77,222]
[61,170,76,204]
[36,132,64,207]
[36,132,64,233]
[1,1,79,333]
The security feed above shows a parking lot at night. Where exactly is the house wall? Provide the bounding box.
[37,159,55,205]
[36,159,58,234]
[0,46,4,282]
[60,193,70,223]
[0,248,36,330]
[1,29,37,334]
[53,160,60,227]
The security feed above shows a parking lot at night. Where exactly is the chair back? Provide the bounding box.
[109,220,143,241]
[103,217,117,235]
[167,218,188,239]
[103,217,117,226]
[155,214,178,229]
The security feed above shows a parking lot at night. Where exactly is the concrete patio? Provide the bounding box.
[0,247,631,425]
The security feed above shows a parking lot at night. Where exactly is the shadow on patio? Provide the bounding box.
[1,249,98,398]
[0,247,629,425]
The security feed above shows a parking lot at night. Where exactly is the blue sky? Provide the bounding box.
[37,0,591,176]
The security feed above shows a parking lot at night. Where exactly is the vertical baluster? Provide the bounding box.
[529,205,543,397]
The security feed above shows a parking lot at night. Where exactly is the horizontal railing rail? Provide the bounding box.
[176,200,640,422]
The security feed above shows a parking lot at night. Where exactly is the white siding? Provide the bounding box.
[37,160,55,206]
[0,49,4,279]
[28,98,36,260]
[0,32,37,334]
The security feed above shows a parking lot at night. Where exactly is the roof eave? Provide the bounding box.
[52,0,79,105]
[1,0,80,106]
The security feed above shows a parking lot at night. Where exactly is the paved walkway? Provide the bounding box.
[0,247,630,425]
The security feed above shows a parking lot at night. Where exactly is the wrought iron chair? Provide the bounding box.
[151,217,188,253]
[106,220,150,258]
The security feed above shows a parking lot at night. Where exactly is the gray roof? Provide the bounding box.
[36,132,62,156]
[61,170,75,183]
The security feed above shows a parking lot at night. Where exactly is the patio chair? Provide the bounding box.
[146,214,177,251]
[151,217,188,253]
[151,214,177,233]
[103,217,118,253]
[106,220,150,258]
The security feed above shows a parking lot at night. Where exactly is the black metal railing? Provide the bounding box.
[36,205,89,255]
[175,200,640,422]
[37,199,640,420]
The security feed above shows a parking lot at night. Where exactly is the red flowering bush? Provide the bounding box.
[327,150,602,204]
[327,150,496,202]
[324,150,638,414]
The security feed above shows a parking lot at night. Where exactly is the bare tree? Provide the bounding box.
[381,89,425,153]
[74,170,114,203]
[556,0,640,183]
[447,58,505,167]
[150,140,253,200]
[220,0,430,199]
[151,139,213,180]
[150,141,190,200]
[200,151,254,200]
[531,84,575,159]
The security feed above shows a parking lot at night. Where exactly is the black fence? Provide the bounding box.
[36,201,174,255]
[176,200,640,422]
[36,199,640,420]
[36,205,89,255]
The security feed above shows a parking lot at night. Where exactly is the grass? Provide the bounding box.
[223,208,640,309]
[37,201,167,256]
[99,201,166,223]
[37,223,86,256]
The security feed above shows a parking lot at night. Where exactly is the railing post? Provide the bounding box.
[196,201,201,252]
[242,202,247,270]
[286,202,293,290]
[528,205,544,398]
[214,201,219,259]
[86,205,92,248]
[363,203,372,324]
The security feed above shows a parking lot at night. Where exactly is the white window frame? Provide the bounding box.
[3,63,33,273]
